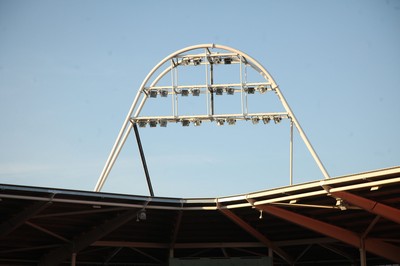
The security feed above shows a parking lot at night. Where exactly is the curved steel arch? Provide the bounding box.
[94,44,329,193]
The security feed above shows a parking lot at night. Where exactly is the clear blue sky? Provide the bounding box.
[0,0,399,198]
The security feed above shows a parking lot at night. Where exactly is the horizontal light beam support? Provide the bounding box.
[130,113,289,125]
[145,82,273,90]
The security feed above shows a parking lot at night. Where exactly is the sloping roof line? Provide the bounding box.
[1,166,399,211]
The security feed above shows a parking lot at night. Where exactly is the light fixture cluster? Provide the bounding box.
[133,115,285,128]
[180,57,202,66]
[212,86,235,95]
[179,55,238,66]
[251,116,281,124]
[137,119,168,128]
[148,89,169,98]
[244,84,272,94]
[177,88,201,96]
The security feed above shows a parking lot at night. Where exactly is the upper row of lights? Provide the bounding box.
[180,55,237,66]
[147,85,273,98]
[133,115,283,128]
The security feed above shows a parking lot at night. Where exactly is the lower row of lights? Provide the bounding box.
[136,116,282,128]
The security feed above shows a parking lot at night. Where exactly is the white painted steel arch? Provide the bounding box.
[94,44,330,192]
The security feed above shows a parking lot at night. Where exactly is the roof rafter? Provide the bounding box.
[327,189,400,224]
[218,207,293,264]
[39,209,139,266]
[25,221,70,243]
[0,201,51,237]
[319,243,357,263]
[257,205,400,263]
[130,247,163,263]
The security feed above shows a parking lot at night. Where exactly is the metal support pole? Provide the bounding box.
[274,87,330,179]
[240,56,245,115]
[132,123,154,197]
[71,253,76,266]
[268,248,274,266]
[210,63,214,115]
[360,238,366,266]
[290,119,294,186]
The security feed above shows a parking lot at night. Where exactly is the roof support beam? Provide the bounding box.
[319,243,357,263]
[218,207,293,264]
[257,205,400,263]
[362,215,380,239]
[328,190,400,224]
[130,247,163,263]
[25,221,70,243]
[0,244,62,254]
[94,240,266,249]
[0,201,51,237]
[232,247,266,257]
[34,207,128,218]
[104,247,122,265]
[39,209,138,266]
[93,238,341,249]
[293,244,312,264]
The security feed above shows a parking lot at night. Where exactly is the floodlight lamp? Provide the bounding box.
[149,89,158,98]
[213,56,221,64]
[227,118,236,125]
[273,116,282,124]
[160,89,169,97]
[138,121,147,128]
[223,57,232,64]
[216,119,225,126]
[159,120,167,127]
[181,119,190,127]
[181,89,189,96]
[262,117,271,124]
[257,85,267,94]
[246,87,255,94]
[193,58,202,65]
[215,87,224,95]
[191,88,200,96]
[181,58,191,65]
[193,119,202,126]
[251,117,260,124]
[149,120,157,128]
[226,87,235,95]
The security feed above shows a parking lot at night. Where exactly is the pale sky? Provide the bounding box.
[0,0,399,197]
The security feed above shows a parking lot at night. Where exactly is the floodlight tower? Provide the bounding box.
[94,44,330,194]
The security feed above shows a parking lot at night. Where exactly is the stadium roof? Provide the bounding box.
[1,166,399,265]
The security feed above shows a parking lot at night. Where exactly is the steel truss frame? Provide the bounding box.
[94,44,330,194]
